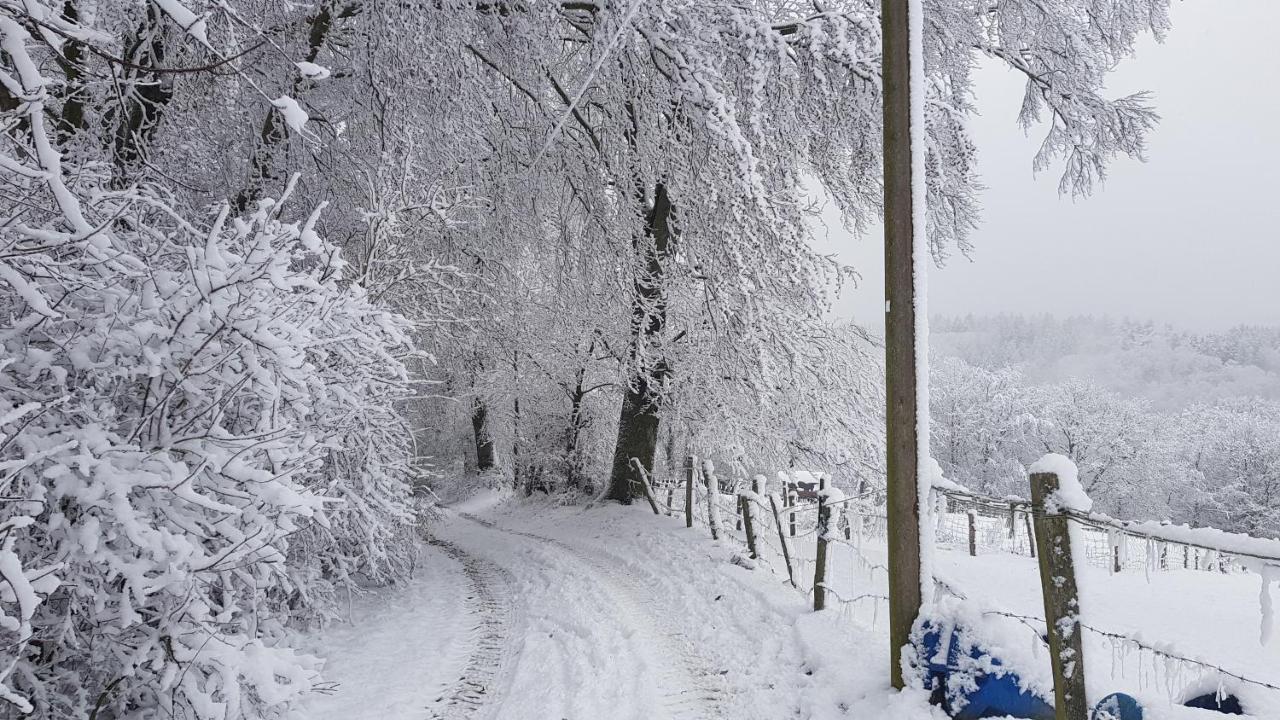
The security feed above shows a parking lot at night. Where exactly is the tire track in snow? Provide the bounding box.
[455,511,728,719]
[424,534,520,720]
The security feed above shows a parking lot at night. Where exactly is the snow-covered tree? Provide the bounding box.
[0,7,420,715]
[1172,399,1280,537]
[930,357,1028,496]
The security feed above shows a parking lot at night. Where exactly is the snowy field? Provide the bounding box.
[745,500,1280,719]
[303,492,1276,719]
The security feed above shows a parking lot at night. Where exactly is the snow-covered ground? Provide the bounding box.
[297,535,477,720]
[304,492,1276,719]
[305,491,940,719]
[772,508,1280,719]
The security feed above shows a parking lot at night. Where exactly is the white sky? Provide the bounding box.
[817,0,1280,332]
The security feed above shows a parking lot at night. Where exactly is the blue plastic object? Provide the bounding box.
[918,622,1055,720]
[1093,693,1144,720]
[1184,692,1244,715]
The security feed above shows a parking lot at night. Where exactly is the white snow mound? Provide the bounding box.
[1029,453,1091,512]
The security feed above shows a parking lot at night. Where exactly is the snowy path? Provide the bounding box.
[301,537,480,720]
[422,534,521,720]
[442,511,726,719]
[305,492,942,720]
[302,492,1268,719]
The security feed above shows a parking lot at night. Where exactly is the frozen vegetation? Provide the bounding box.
[2,0,1275,719]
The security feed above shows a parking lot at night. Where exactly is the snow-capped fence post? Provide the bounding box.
[685,456,696,529]
[768,493,797,587]
[813,484,831,611]
[1030,464,1090,720]
[630,458,662,515]
[703,460,721,540]
[967,508,978,557]
[740,477,760,560]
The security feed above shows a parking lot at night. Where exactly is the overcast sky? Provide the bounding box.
[818,0,1280,332]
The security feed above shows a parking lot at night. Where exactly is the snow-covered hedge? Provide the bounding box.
[0,17,417,717]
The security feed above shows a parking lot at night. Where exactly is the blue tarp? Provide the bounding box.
[1094,693,1144,720]
[918,622,1055,720]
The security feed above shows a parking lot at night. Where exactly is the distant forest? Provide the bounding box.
[930,315,1280,537]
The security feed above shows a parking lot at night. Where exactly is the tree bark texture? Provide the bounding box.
[606,183,673,503]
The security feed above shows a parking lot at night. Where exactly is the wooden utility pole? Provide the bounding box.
[883,0,923,691]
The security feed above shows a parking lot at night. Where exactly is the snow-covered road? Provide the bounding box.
[433,510,727,720]
[304,492,941,720]
[301,491,1268,719]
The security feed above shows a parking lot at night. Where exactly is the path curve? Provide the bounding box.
[447,510,728,720]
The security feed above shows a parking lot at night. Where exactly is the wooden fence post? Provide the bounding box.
[630,458,661,515]
[1008,502,1017,542]
[788,488,797,537]
[768,493,796,587]
[967,509,978,557]
[685,455,695,529]
[735,478,745,532]
[1024,511,1036,559]
[740,477,760,560]
[1030,470,1089,720]
[813,488,830,611]
[666,484,675,517]
[1112,544,1122,574]
[703,461,721,540]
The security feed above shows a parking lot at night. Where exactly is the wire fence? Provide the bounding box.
[642,461,1280,710]
[933,486,1280,575]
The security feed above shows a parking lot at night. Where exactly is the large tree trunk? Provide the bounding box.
[565,372,588,490]
[605,183,673,503]
[471,400,496,472]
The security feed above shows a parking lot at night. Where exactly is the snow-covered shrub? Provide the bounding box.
[0,17,415,717]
